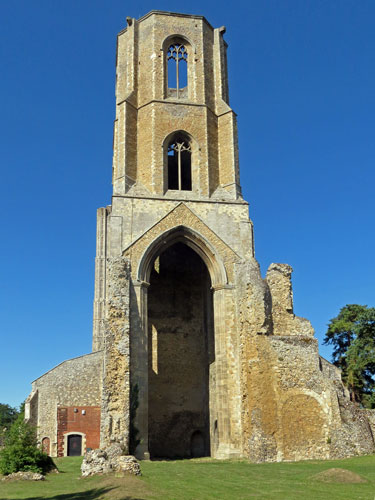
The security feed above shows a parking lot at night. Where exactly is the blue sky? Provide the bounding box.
[1,0,374,408]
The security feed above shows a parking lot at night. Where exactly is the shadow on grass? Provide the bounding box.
[25,488,146,500]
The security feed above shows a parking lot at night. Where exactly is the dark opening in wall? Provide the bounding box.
[147,243,213,458]
[167,135,192,191]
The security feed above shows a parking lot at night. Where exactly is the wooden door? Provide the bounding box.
[67,434,82,456]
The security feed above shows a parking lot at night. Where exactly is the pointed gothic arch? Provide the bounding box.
[137,225,228,288]
[162,34,195,99]
[162,131,199,194]
[132,224,234,459]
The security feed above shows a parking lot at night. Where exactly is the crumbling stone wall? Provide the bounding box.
[238,259,375,462]
[266,263,314,337]
[100,257,131,451]
[362,410,375,443]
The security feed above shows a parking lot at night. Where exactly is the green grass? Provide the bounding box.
[1,455,375,500]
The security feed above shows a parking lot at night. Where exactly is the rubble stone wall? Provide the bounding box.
[100,257,131,451]
[29,351,103,457]
[238,259,375,462]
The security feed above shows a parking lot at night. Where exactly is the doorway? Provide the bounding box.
[67,434,82,456]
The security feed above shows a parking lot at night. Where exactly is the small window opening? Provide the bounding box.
[167,137,192,191]
[167,44,188,98]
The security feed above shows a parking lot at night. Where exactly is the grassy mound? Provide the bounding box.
[312,467,367,483]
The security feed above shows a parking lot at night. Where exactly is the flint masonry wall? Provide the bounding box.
[242,335,330,462]
[100,257,131,451]
[29,351,103,457]
[237,259,375,462]
[319,357,375,459]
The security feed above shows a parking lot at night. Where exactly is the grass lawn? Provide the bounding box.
[1,454,375,499]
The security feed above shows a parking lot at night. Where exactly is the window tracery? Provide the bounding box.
[167,134,192,191]
[167,43,188,98]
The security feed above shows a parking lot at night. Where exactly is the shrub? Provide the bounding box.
[0,413,55,475]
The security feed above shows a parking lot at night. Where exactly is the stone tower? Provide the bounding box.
[27,10,375,462]
[93,10,251,459]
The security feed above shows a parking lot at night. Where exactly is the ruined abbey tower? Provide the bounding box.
[27,11,375,461]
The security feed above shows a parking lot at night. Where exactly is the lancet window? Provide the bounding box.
[167,43,188,98]
[167,134,192,191]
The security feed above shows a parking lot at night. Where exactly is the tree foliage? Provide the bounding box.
[0,413,55,475]
[0,403,20,447]
[0,404,19,430]
[324,304,375,407]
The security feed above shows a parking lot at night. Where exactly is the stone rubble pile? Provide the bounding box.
[81,446,141,477]
[2,471,45,481]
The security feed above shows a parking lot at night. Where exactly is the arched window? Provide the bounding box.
[167,42,188,98]
[167,133,192,191]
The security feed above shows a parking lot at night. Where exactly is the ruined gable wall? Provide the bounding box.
[30,351,103,457]
[265,264,374,458]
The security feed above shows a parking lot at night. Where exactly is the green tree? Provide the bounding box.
[0,404,18,429]
[0,403,19,447]
[0,412,55,475]
[324,304,375,407]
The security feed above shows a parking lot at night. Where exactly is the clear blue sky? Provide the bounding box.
[1,1,374,408]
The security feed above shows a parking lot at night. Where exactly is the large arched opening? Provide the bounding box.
[147,242,214,458]
[132,225,235,460]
